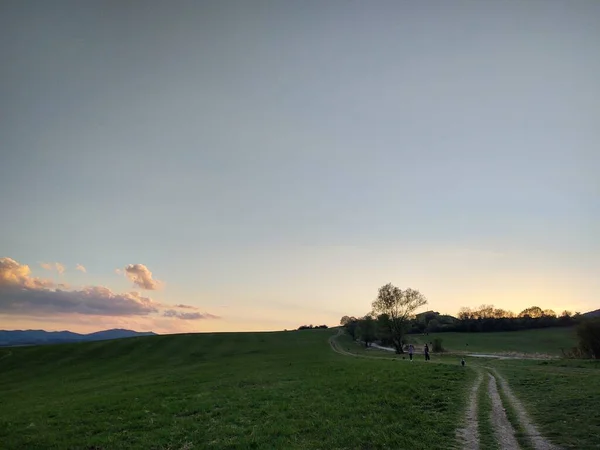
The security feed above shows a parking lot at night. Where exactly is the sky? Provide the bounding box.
[1,1,598,334]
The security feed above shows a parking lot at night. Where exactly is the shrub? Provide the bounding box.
[577,318,600,359]
[561,346,585,359]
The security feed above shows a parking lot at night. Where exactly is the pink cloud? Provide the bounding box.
[0,257,219,329]
[1,284,159,317]
[163,309,220,320]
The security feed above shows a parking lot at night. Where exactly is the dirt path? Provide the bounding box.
[487,373,520,449]
[329,331,562,450]
[456,371,482,450]
[328,330,359,358]
[491,369,561,450]
[328,330,397,361]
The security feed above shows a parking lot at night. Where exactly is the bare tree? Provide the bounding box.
[371,283,427,354]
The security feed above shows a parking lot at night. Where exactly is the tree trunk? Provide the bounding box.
[393,338,404,354]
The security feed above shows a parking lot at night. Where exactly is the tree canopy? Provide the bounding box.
[371,283,427,353]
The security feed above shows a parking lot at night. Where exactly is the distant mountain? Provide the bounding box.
[0,328,156,347]
[582,309,600,318]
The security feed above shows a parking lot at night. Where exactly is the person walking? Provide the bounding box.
[424,343,430,361]
[408,344,414,361]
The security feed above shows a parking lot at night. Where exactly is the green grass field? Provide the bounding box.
[489,358,600,449]
[415,327,577,356]
[338,327,600,449]
[0,329,474,450]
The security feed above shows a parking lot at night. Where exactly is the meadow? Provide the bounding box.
[340,328,600,449]
[490,358,600,449]
[0,329,473,450]
[415,327,577,356]
[2,326,598,449]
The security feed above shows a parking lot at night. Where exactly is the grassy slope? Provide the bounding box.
[413,327,577,356]
[0,329,473,450]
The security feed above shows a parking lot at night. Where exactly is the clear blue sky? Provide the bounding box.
[1,1,598,333]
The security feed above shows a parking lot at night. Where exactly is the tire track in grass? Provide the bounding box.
[487,373,520,450]
[331,331,562,450]
[496,382,534,450]
[477,371,499,450]
[491,369,562,450]
[456,370,482,450]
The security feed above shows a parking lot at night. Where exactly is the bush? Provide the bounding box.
[432,338,444,353]
[561,346,585,359]
[577,318,600,359]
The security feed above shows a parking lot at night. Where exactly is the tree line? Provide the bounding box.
[450,305,580,332]
[339,283,596,356]
[297,324,329,330]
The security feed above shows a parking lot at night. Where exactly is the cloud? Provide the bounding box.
[163,309,220,320]
[1,258,55,289]
[1,257,218,327]
[115,268,123,275]
[75,264,87,273]
[40,262,65,274]
[1,258,158,316]
[124,264,161,290]
[0,286,159,316]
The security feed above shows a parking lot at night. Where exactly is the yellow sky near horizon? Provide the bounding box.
[1,2,598,335]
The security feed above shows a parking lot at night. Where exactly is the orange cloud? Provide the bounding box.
[124,264,162,290]
[75,264,87,273]
[40,262,65,274]
[1,258,54,289]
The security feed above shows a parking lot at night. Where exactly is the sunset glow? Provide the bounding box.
[1,2,598,334]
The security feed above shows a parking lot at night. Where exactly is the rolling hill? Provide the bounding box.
[0,329,471,449]
[582,308,600,318]
[0,328,156,347]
